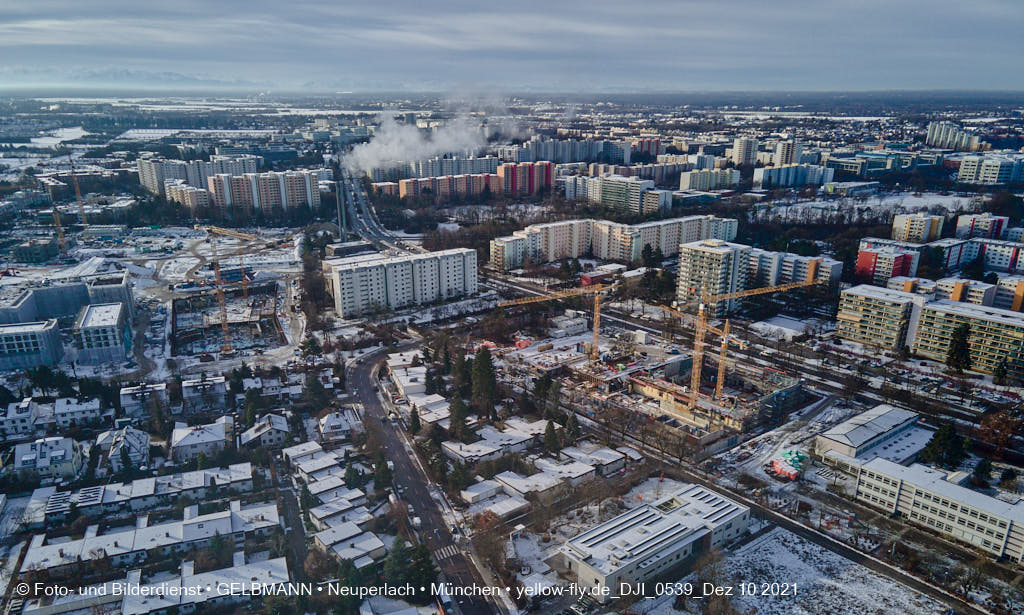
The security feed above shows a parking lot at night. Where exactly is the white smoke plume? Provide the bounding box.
[344,113,486,175]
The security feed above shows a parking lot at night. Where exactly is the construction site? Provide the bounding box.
[170,280,285,357]
[169,226,287,358]
[495,265,820,458]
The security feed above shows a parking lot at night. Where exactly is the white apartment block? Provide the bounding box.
[774,140,803,166]
[675,239,751,316]
[72,302,129,364]
[560,484,749,602]
[731,137,758,166]
[747,249,843,287]
[892,213,944,242]
[138,155,261,195]
[330,249,477,318]
[956,155,1024,185]
[836,285,929,351]
[855,458,1024,565]
[489,216,737,270]
[955,213,1010,239]
[926,121,983,151]
[678,168,740,191]
[0,320,63,371]
[753,164,834,189]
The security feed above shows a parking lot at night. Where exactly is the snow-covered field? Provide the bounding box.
[753,191,980,224]
[722,528,947,615]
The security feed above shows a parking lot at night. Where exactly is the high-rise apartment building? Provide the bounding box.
[747,249,843,287]
[956,155,1024,185]
[138,155,262,195]
[675,240,751,316]
[774,141,803,166]
[207,170,321,215]
[955,213,1010,239]
[678,169,740,191]
[836,285,927,351]
[165,180,211,211]
[731,137,758,166]
[887,276,996,307]
[891,213,944,242]
[489,216,738,270]
[855,245,920,285]
[993,275,1024,312]
[913,301,1024,377]
[925,121,983,151]
[753,164,834,188]
[329,249,477,318]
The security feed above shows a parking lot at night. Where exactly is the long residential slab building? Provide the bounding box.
[328,248,477,318]
[489,215,738,270]
[837,284,1024,380]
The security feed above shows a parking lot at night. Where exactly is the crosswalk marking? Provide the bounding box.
[434,545,459,560]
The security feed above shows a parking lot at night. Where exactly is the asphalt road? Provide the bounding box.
[348,348,501,615]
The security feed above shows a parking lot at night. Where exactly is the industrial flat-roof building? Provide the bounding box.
[815,405,933,472]
[560,484,749,602]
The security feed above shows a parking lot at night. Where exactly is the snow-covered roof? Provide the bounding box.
[170,421,226,449]
[862,458,1024,524]
[820,405,918,448]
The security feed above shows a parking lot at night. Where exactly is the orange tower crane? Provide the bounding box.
[195,225,259,298]
[679,258,822,409]
[498,284,612,362]
[67,152,88,230]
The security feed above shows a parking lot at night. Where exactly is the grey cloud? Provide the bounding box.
[0,0,1020,91]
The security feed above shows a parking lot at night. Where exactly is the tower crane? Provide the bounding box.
[207,236,234,356]
[67,152,88,230]
[657,303,747,401]
[498,284,612,362]
[195,225,259,299]
[679,258,823,410]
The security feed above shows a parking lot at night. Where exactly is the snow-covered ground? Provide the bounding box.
[752,191,980,224]
[722,528,947,615]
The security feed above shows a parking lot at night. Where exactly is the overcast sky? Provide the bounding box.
[0,0,1021,92]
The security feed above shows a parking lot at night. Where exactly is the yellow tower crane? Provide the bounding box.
[207,236,234,356]
[498,284,611,362]
[195,225,259,299]
[67,152,88,230]
[657,303,747,401]
[680,258,822,409]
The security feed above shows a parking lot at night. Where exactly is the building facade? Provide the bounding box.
[675,240,751,316]
[892,213,944,243]
[330,249,477,318]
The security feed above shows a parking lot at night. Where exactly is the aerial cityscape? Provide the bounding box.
[0,3,1022,615]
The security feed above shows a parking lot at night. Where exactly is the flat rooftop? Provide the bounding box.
[862,458,1024,524]
[563,484,747,575]
[77,302,123,328]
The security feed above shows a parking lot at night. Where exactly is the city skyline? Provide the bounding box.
[1,0,1022,92]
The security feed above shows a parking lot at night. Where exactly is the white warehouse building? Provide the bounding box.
[560,484,749,602]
